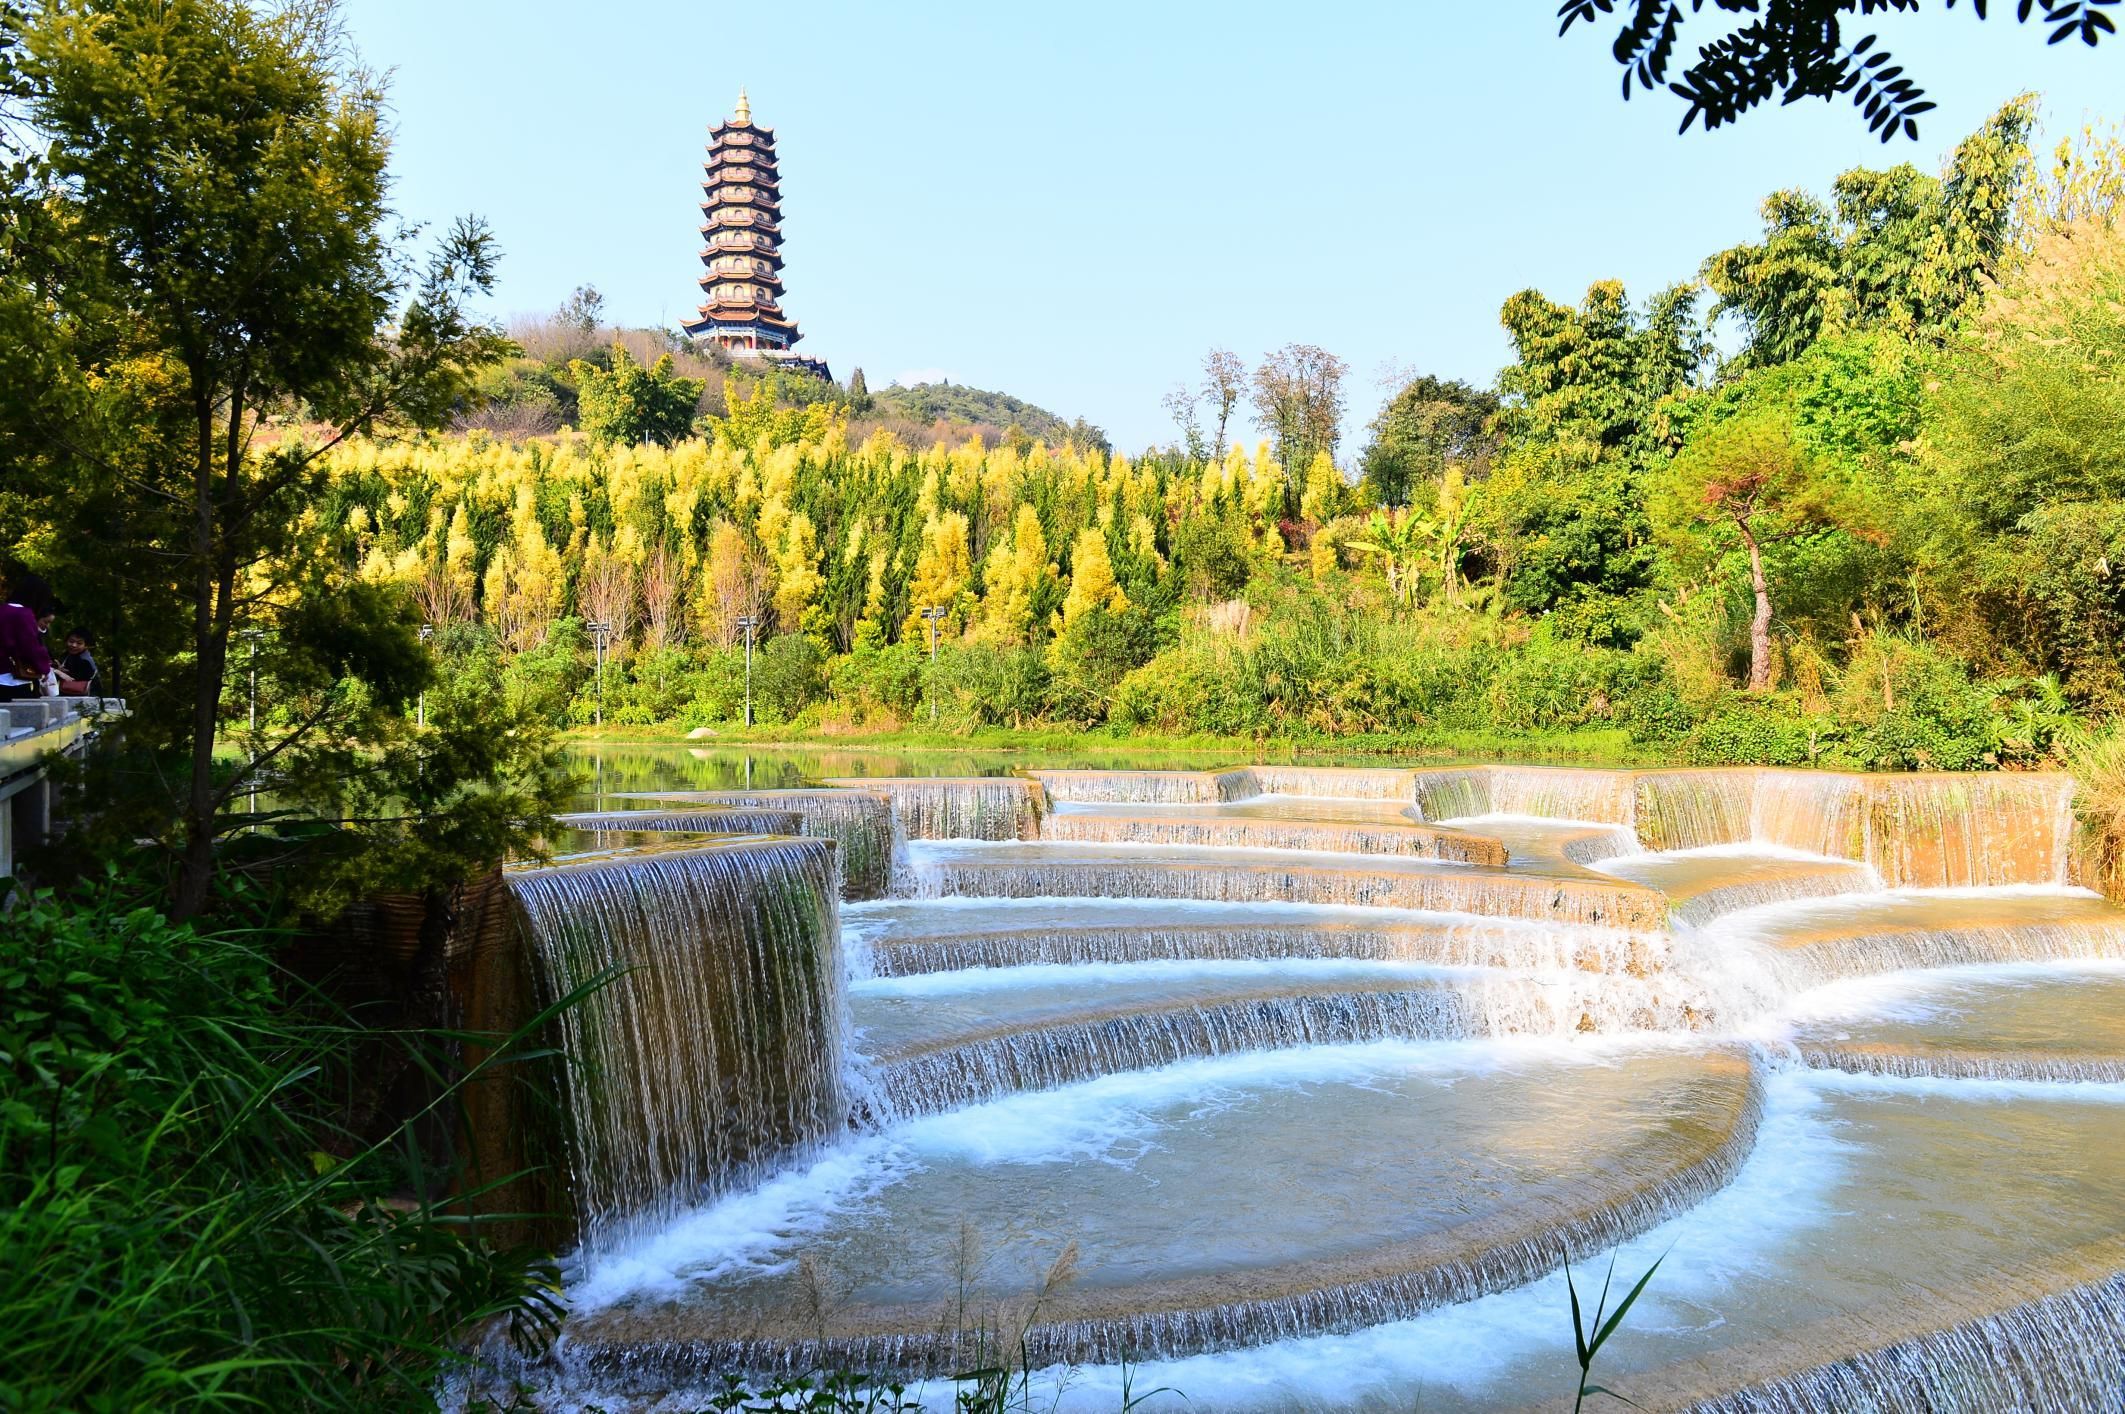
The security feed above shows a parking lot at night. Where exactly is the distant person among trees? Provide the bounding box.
[0,569,55,700]
[57,628,100,697]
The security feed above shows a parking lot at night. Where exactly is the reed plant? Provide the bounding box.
[0,876,589,1410]
[2068,722,2125,902]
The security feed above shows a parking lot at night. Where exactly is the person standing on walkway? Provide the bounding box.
[0,569,53,701]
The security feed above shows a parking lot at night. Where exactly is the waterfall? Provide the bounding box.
[873,989,1480,1116]
[1860,773,2075,888]
[685,789,898,901]
[1030,769,1226,804]
[507,838,847,1253]
[1242,765,1418,800]
[862,920,1661,979]
[1635,771,1757,851]
[1036,810,1506,865]
[828,776,1044,841]
[1737,916,2125,994]
[587,1057,1764,1375]
[899,848,1669,930]
[557,808,804,838]
[1688,1267,2125,1414]
[1486,768,1638,824]
[1795,1045,2125,1084]
[870,979,1699,1116]
[1410,769,1492,822]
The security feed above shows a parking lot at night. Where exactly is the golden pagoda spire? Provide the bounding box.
[734,87,751,124]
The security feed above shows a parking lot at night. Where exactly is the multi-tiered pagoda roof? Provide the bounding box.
[683,91,830,381]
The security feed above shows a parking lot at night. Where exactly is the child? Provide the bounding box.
[57,628,99,697]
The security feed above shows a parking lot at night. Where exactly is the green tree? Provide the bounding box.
[1707,98,2036,368]
[1654,404,1852,691]
[1359,374,1500,508]
[0,0,512,919]
[571,344,705,445]
[1250,343,1348,505]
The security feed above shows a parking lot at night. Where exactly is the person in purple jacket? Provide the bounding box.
[0,568,54,700]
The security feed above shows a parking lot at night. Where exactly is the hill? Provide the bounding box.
[868,381,1075,444]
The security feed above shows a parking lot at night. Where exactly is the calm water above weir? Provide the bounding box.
[490,757,2125,1410]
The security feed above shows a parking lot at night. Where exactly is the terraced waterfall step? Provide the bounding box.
[899,840,1671,931]
[1783,962,2125,1083]
[562,1045,1762,1373]
[1037,808,1507,864]
[846,900,1661,977]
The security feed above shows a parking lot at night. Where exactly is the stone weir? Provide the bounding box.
[505,836,848,1256]
[900,844,1669,931]
[820,775,1046,843]
[1037,809,1507,865]
[607,789,895,900]
[1016,764,2074,889]
[1654,1238,2125,1413]
[559,1051,1764,1375]
[862,918,1659,979]
[556,808,806,838]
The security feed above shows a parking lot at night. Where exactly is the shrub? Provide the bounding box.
[0,885,562,1409]
[927,640,1050,730]
[1685,701,1823,765]
[753,634,826,724]
[1043,607,1160,725]
[830,639,926,722]
[1834,635,1999,770]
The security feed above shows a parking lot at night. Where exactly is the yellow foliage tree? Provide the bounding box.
[1056,527,1128,631]
[978,503,1054,644]
[902,511,973,637]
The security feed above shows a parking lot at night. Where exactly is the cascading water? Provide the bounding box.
[506,837,846,1254]
[1037,809,1506,864]
[827,775,1045,841]
[662,788,898,900]
[557,808,805,838]
[492,761,2125,1413]
[859,917,1660,978]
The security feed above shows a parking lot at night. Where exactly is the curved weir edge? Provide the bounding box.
[555,1054,1767,1375]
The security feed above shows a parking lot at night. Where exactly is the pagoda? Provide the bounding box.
[684,90,832,382]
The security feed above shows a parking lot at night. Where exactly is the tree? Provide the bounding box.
[1360,374,1500,508]
[1056,527,1128,630]
[1162,383,1206,459]
[1707,98,2037,367]
[1250,344,1348,510]
[1201,348,1245,454]
[978,503,1055,644]
[558,283,604,335]
[572,344,704,445]
[902,510,973,638]
[1653,404,1851,691]
[0,0,513,919]
[1562,0,2113,141]
[846,365,873,413]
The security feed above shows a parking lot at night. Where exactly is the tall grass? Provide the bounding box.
[0,878,584,1410]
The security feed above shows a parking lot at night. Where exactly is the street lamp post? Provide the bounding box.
[920,606,947,724]
[587,620,612,729]
[735,615,758,727]
[417,623,434,728]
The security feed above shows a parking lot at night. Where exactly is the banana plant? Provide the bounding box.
[1350,510,1428,606]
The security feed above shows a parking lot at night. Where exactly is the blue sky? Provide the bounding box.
[340,1,2119,451]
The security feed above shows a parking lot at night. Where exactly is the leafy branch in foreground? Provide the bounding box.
[1559,0,2114,141]
[1568,1248,1668,1412]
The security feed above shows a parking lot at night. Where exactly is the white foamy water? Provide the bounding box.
[566,1037,1652,1314]
[850,956,1475,999]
